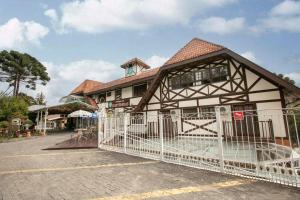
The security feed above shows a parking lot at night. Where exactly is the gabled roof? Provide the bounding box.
[70,79,103,95]
[135,38,300,111]
[164,38,224,66]
[121,57,150,69]
[87,67,160,94]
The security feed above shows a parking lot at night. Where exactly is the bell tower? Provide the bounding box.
[121,58,150,77]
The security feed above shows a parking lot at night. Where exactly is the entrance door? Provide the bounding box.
[232,104,259,138]
[161,110,177,138]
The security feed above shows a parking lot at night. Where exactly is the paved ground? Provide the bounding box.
[0,134,299,200]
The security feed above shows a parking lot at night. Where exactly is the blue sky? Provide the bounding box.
[0,0,300,104]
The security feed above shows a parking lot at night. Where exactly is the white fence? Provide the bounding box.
[98,108,300,187]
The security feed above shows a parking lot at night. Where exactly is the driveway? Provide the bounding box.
[0,134,299,200]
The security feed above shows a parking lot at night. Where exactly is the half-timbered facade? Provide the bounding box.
[70,38,300,141]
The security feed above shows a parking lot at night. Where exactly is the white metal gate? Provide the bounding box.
[98,109,300,187]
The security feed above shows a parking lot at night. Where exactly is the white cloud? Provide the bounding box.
[44,9,58,21]
[36,59,121,104]
[241,51,259,63]
[270,0,300,16]
[261,0,300,32]
[145,55,169,67]
[24,55,165,104]
[53,0,236,33]
[44,9,66,34]
[0,18,49,49]
[197,17,245,34]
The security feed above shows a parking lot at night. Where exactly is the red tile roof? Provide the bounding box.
[121,57,150,69]
[164,38,224,66]
[71,38,224,95]
[87,67,160,94]
[70,80,103,95]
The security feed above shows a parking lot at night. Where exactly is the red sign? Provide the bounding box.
[233,111,244,120]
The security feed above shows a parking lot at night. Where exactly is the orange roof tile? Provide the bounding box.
[164,38,224,66]
[70,80,103,95]
[121,57,150,69]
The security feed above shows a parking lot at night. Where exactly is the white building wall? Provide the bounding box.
[249,91,280,101]
[179,100,197,107]
[198,98,219,106]
[256,101,285,137]
[147,103,160,110]
[130,97,142,106]
[106,91,115,101]
[122,87,132,99]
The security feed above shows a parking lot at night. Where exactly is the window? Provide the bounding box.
[126,64,136,76]
[133,84,147,97]
[182,108,198,118]
[98,93,106,103]
[130,113,144,124]
[211,66,228,82]
[199,107,216,119]
[169,65,229,89]
[115,89,122,100]
[194,69,210,85]
[169,76,181,90]
[106,91,111,97]
[181,72,194,87]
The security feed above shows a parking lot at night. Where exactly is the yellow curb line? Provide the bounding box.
[0,161,158,175]
[89,179,255,200]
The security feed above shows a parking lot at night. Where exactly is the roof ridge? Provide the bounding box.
[163,37,225,66]
[192,37,224,49]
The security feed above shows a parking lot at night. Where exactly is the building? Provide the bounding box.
[70,38,300,141]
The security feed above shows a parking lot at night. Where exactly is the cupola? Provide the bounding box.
[121,58,150,77]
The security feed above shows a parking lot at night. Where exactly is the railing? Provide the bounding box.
[98,109,300,187]
[222,120,274,141]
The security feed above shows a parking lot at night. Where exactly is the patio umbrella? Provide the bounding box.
[68,110,92,118]
[68,110,92,129]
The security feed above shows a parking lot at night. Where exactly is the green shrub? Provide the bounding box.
[0,121,9,128]
[0,96,28,121]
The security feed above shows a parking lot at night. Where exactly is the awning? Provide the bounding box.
[29,101,97,115]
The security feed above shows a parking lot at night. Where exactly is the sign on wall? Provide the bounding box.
[233,111,244,120]
[112,99,130,108]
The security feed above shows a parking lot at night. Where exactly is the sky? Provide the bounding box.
[0,0,300,104]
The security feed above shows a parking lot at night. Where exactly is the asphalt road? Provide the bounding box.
[0,134,299,200]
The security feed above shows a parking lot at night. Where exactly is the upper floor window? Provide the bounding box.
[169,65,229,90]
[98,93,106,103]
[133,84,147,97]
[115,89,122,100]
[106,91,111,97]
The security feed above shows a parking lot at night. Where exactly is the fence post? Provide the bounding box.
[97,113,102,148]
[124,114,127,153]
[215,107,225,173]
[159,114,164,160]
[103,116,107,142]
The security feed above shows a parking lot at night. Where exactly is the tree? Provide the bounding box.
[276,73,295,85]
[0,50,50,96]
[0,96,28,121]
[35,92,46,105]
[18,92,37,105]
